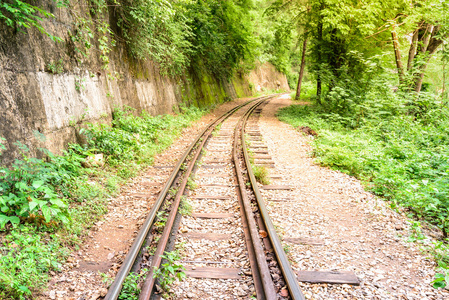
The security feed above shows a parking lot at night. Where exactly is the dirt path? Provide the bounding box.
[257,95,448,299]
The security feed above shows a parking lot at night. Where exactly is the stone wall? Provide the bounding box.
[248,62,290,92]
[0,1,288,164]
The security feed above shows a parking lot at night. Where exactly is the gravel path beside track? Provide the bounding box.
[257,95,449,300]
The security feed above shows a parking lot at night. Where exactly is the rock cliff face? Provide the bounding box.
[0,1,288,164]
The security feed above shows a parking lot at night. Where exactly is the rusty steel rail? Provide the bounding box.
[138,109,218,300]
[232,97,277,300]
[104,95,272,300]
[241,97,306,300]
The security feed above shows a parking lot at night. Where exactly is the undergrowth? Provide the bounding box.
[0,105,204,299]
[277,84,449,289]
[252,164,270,185]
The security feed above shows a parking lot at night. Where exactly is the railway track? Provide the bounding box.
[104,95,305,300]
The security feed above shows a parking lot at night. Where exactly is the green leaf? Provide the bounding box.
[29,201,39,211]
[433,280,446,289]
[0,215,19,229]
[0,215,9,229]
[18,285,30,294]
[9,216,20,224]
[32,180,44,189]
[15,181,27,191]
[41,206,52,222]
[36,199,47,208]
[50,199,66,208]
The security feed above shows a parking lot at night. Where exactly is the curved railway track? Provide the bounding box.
[104,95,305,300]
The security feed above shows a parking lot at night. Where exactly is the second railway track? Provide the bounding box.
[104,95,305,300]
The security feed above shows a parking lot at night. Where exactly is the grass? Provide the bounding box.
[252,164,270,185]
[0,105,206,299]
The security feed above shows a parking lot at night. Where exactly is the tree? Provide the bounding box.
[295,36,307,100]
[367,0,449,93]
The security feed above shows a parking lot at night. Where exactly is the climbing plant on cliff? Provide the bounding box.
[116,0,193,76]
[0,0,63,42]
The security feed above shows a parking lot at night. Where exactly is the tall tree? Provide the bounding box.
[295,36,307,100]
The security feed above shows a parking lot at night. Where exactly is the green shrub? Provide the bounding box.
[0,226,68,299]
[0,144,73,229]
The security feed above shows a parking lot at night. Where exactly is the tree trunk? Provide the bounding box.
[391,23,405,85]
[316,20,323,102]
[295,38,307,100]
[407,29,419,71]
[414,65,428,93]
[412,25,446,93]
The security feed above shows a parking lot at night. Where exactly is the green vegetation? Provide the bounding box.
[179,197,192,216]
[46,59,64,74]
[252,164,270,185]
[0,226,68,299]
[0,0,63,42]
[275,0,449,287]
[1,0,262,78]
[0,106,204,298]
[118,268,148,300]
[278,94,449,234]
[152,251,185,295]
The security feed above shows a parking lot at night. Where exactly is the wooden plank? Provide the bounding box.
[261,185,292,190]
[185,267,241,279]
[130,193,151,198]
[253,150,269,154]
[203,160,231,164]
[255,159,273,164]
[267,198,294,202]
[182,260,229,265]
[269,175,282,179]
[191,213,233,219]
[200,184,237,188]
[182,232,232,241]
[284,237,324,245]
[152,165,174,169]
[253,155,272,159]
[191,195,231,200]
[206,149,228,152]
[199,173,228,177]
[250,145,268,148]
[297,270,360,285]
[256,163,275,168]
[201,164,227,169]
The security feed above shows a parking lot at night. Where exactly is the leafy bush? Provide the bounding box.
[0,144,73,229]
[0,0,63,42]
[83,106,203,166]
[118,269,148,300]
[153,251,186,293]
[117,0,193,76]
[0,226,68,299]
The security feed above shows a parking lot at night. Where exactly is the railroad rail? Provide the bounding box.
[104,95,304,300]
